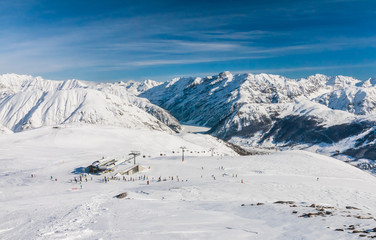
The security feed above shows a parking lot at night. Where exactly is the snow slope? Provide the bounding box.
[95,80,181,132]
[1,126,376,239]
[0,74,180,133]
[0,124,12,134]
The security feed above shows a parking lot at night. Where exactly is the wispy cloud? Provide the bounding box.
[235,62,376,75]
[107,56,261,68]
[0,0,375,81]
[92,36,376,69]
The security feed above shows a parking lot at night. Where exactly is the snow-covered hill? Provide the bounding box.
[1,125,376,239]
[0,74,180,133]
[140,72,376,161]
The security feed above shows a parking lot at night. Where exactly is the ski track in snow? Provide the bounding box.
[37,195,106,239]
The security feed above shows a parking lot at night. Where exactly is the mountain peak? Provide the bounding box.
[326,75,361,88]
[219,71,232,78]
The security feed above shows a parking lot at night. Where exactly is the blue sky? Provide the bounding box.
[0,0,376,82]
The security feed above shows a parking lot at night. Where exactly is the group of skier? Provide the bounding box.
[72,173,92,183]
[41,161,244,188]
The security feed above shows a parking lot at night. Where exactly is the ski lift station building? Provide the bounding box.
[88,157,131,173]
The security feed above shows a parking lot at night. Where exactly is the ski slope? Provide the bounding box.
[1,126,376,239]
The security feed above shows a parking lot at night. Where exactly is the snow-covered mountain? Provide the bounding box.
[140,71,376,161]
[314,85,376,115]
[107,79,162,96]
[0,74,180,133]
[1,72,375,162]
[95,80,181,132]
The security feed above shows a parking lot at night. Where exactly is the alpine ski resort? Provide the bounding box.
[1,0,376,239]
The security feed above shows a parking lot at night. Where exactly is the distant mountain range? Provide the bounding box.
[1,72,375,165]
[140,71,376,162]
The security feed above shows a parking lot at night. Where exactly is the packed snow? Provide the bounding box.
[1,125,376,239]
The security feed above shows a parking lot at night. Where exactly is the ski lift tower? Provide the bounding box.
[129,151,141,165]
[180,146,186,162]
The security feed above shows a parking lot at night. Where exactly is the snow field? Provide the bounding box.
[1,125,376,239]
